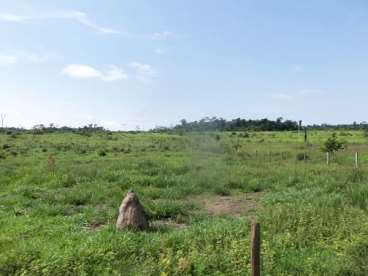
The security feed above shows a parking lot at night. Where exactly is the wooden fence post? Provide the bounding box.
[251,222,261,276]
[355,152,359,169]
[326,152,329,165]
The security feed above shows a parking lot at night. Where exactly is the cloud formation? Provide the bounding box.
[62,64,127,81]
[129,62,155,81]
[25,54,49,63]
[0,11,120,34]
[0,12,177,38]
[0,54,17,65]
[0,52,49,65]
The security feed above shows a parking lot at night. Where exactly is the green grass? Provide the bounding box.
[1,130,368,275]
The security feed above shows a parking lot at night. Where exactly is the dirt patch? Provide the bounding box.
[194,192,265,218]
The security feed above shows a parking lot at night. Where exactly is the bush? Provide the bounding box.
[97,149,107,157]
[296,152,309,161]
[321,133,344,154]
[2,144,10,150]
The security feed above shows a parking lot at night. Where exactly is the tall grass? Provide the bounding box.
[0,130,368,275]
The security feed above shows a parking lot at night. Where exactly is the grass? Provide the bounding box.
[1,130,368,275]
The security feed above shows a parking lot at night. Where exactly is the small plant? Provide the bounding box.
[233,142,241,152]
[364,128,368,138]
[214,186,231,196]
[296,152,309,161]
[97,149,107,157]
[321,133,344,155]
[2,144,10,150]
[47,155,56,173]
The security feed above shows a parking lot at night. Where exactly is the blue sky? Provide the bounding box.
[0,0,367,130]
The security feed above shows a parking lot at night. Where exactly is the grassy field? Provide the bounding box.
[1,130,368,275]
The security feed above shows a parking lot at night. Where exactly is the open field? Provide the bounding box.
[1,130,368,275]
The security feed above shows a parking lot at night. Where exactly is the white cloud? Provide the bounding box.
[62,64,101,79]
[0,51,50,65]
[129,61,155,81]
[62,64,127,81]
[0,13,31,22]
[0,54,17,65]
[25,54,49,63]
[152,31,174,40]
[271,93,293,100]
[0,11,120,34]
[101,65,128,81]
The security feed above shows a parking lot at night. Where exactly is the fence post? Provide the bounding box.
[355,152,359,169]
[251,222,261,276]
[326,152,329,165]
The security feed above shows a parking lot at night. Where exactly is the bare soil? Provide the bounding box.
[194,192,265,218]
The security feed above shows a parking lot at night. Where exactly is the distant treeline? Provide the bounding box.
[0,124,109,136]
[154,117,298,132]
[1,119,368,134]
[154,117,368,132]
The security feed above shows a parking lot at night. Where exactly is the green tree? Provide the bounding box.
[321,133,344,155]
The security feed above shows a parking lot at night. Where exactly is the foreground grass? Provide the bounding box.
[1,130,368,275]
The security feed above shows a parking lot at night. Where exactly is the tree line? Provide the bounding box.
[0,118,368,134]
[154,117,368,133]
[170,117,299,132]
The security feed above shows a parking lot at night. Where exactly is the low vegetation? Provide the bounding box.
[1,130,368,275]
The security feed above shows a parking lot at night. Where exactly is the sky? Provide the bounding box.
[0,0,368,130]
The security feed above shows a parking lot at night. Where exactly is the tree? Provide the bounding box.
[321,133,344,155]
[180,119,187,126]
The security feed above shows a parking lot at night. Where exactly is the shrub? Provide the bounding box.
[321,133,344,154]
[214,186,231,196]
[2,144,10,150]
[296,152,309,161]
[97,149,107,157]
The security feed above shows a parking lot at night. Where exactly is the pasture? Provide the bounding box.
[1,130,368,275]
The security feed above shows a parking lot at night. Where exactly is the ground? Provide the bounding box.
[1,130,368,275]
[195,192,263,218]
